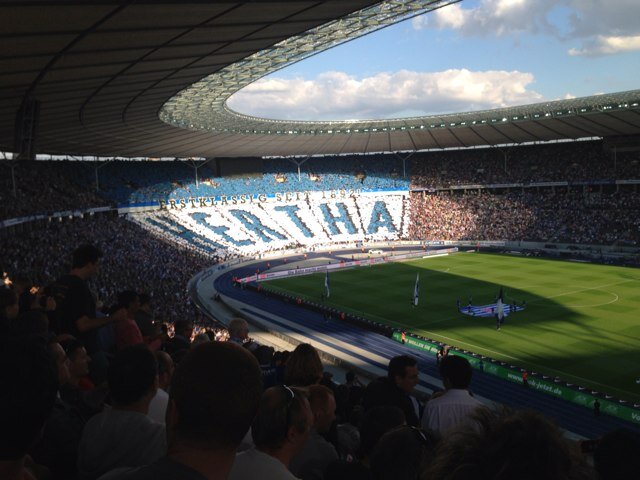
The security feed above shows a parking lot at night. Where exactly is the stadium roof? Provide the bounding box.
[2,0,640,159]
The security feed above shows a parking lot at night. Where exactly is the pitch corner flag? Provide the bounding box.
[413,273,420,306]
[324,269,330,298]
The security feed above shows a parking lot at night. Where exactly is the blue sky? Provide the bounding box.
[227,0,640,121]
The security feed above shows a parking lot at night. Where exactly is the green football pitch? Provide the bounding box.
[267,252,640,403]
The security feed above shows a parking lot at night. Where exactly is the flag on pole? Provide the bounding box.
[413,273,420,306]
[324,270,330,298]
[496,287,505,322]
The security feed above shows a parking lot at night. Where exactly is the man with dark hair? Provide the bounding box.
[424,408,594,479]
[30,338,88,480]
[163,319,193,356]
[363,355,421,426]
[0,336,58,480]
[593,428,640,480]
[78,346,164,479]
[370,425,438,480]
[114,290,144,350]
[52,244,119,382]
[421,354,483,434]
[230,386,313,480]
[58,338,104,420]
[100,342,263,480]
[290,385,339,480]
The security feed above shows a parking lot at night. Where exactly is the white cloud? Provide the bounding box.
[226,70,543,121]
[565,0,640,39]
[568,35,640,56]
[412,0,557,37]
[412,0,640,56]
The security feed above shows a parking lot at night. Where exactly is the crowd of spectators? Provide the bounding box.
[411,141,640,189]
[409,190,640,246]
[133,192,408,258]
[1,214,215,323]
[3,295,637,480]
[0,160,109,220]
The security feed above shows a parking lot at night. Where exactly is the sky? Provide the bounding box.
[227,0,640,121]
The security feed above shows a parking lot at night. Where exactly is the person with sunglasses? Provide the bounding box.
[230,385,313,480]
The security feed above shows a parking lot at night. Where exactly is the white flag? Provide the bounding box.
[324,270,330,298]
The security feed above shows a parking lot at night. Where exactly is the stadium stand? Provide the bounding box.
[2,139,639,479]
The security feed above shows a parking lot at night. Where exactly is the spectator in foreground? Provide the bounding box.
[370,425,438,480]
[30,338,87,480]
[290,385,339,480]
[228,317,250,346]
[147,351,174,425]
[163,319,193,356]
[77,346,164,480]
[424,408,594,480]
[593,428,640,480]
[421,355,483,435]
[114,291,144,350]
[100,341,263,480]
[230,386,313,480]
[0,336,57,480]
[284,343,324,387]
[364,355,421,426]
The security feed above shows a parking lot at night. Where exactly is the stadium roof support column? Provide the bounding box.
[394,152,415,178]
[288,157,310,182]
[94,158,114,192]
[493,147,510,174]
[8,162,17,198]
[184,158,213,188]
[14,97,39,161]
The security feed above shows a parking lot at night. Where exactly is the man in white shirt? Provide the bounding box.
[147,351,174,425]
[421,355,483,435]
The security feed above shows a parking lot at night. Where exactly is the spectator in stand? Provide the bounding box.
[0,335,58,480]
[58,338,105,420]
[52,244,121,383]
[424,408,594,480]
[134,293,155,339]
[325,405,406,479]
[593,428,640,480]
[113,291,144,350]
[0,287,19,330]
[147,351,174,425]
[230,386,313,480]
[363,355,421,426]
[290,385,339,480]
[369,425,438,480]
[228,317,250,346]
[9,309,49,337]
[31,338,88,480]
[163,319,193,357]
[421,355,483,435]
[284,343,324,387]
[77,346,165,480]
[100,342,263,480]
